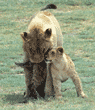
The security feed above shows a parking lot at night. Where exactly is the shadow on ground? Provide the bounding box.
[2,88,73,104]
[3,93,26,104]
[3,93,42,104]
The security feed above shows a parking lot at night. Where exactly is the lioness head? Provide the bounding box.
[21,28,53,63]
[46,47,64,60]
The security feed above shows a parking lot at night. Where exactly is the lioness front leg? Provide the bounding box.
[24,67,33,98]
[70,71,87,98]
[23,54,32,98]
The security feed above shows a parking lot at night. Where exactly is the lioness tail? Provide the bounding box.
[41,4,57,11]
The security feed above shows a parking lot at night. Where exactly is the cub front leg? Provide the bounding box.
[51,69,62,99]
[45,71,54,97]
[45,63,54,98]
[70,71,87,98]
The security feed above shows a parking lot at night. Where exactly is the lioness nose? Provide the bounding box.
[34,54,40,59]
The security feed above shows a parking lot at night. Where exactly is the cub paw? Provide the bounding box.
[79,92,87,98]
[55,95,62,99]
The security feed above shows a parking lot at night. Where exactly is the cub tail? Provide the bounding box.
[41,4,57,11]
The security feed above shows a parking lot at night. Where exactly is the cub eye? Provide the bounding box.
[51,51,55,55]
[51,51,55,54]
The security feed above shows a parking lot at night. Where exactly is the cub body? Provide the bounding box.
[45,47,87,99]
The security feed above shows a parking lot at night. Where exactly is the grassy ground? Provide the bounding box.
[0,0,95,109]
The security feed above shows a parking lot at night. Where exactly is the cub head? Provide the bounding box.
[46,47,64,60]
[21,28,53,63]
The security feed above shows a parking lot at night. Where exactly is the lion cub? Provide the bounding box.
[46,47,87,99]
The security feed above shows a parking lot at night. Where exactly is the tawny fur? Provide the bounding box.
[45,47,87,99]
[21,10,63,63]
[19,4,63,100]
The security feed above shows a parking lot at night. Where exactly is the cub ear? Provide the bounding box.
[57,47,64,55]
[20,32,28,41]
[45,28,52,38]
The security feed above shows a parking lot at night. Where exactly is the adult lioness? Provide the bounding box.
[21,4,63,63]
[45,47,87,99]
[17,4,63,101]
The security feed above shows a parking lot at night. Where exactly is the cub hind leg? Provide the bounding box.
[70,71,87,98]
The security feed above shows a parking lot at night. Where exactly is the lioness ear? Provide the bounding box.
[20,32,28,41]
[45,28,52,38]
[57,47,64,55]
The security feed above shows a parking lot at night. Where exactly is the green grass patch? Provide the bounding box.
[0,0,95,109]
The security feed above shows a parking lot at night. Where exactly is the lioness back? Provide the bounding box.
[21,4,63,63]
[28,11,63,47]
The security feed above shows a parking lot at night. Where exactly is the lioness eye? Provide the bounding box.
[30,48,32,52]
[42,38,49,42]
[43,48,45,53]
